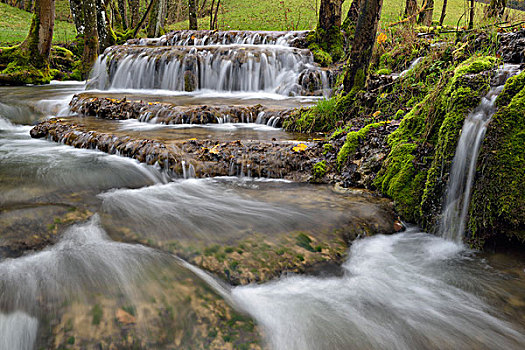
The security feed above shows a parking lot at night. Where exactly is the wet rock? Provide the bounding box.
[499,30,525,64]
[69,94,293,127]
[30,119,322,180]
[335,121,400,189]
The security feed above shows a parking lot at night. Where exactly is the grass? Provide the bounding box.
[0,0,523,45]
[0,2,76,45]
[167,0,524,31]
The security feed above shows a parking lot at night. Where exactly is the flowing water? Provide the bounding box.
[439,65,521,242]
[0,31,524,349]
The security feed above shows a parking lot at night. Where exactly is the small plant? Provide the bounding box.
[91,304,103,325]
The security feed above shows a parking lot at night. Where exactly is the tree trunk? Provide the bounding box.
[69,0,84,35]
[319,0,343,30]
[468,0,475,29]
[212,0,220,29]
[20,0,55,69]
[439,0,447,25]
[147,0,160,37]
[82,0,99,78]
[198,0,207,16]
[157,0,167,35]
[317,0,344,61]
[404,0,418,23]
[132,0,157,37]
[97,0,116,51]
[487,0,506,18]
[128,0,140,27]
[188,0,198,29]
[343,0,383,93]
[209,0,215,29]
[418,0,433,26]
[342,0,364,32]
[118,0,128,29]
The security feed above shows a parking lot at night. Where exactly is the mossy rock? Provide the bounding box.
[468,71,525,246]
[375,55,498,228]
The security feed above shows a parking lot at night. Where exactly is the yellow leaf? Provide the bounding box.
[189,138,197,140]
[209,145,220,155]
[380,93,387,98]
[292,143,308,152]
[376,32,387,45]
[372,111,381,117]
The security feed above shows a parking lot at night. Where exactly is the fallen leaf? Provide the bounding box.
[292,143,308,152]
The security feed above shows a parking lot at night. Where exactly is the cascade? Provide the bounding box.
[439,65,520,242]
[128,30,310,47]
[87,31,330,96]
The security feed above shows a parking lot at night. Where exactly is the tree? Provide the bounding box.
[343,0,383,93]
[188,0,198,29]
[315,0,345,61]
[0,0,55,84]
[117,0,128,30]
[344,0,363,26]
[487,0,506,18]
[148,0,167,37]
[439,0,447,25]
[128,0,140,27]
[82,0,98,78]
[418,0,433,26]
[97,0,117,51]
[404,0,418,23]
[468,0,475,29]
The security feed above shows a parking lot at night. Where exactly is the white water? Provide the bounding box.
[89,45,328,96]
[0,216,174,349]
[0,312,38,350]
[134,30,309,47]
[439,65,521,242]
[229,229,525,350]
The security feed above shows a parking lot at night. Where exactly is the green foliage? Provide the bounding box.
[284,97,339,133]
[312,160,328,180]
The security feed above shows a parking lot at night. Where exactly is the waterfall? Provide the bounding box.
[87,31,330,96]
[128,30,310,47]
[439,65,520,242]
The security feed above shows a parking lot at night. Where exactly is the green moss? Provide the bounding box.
[309,43,332,67]
[375,55,497,225]
[307,26,344,64]
[469,71,525,244]
[312,160,327,180]
[376,68,392,75]
[337,121,390,166]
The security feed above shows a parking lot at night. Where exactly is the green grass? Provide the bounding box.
[167,0,524,31]
[0,2,76,45]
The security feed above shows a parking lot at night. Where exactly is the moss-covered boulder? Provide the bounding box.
[374,56,498,225]
[468,71,525,246]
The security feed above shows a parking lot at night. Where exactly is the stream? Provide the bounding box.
[1,30,524,350]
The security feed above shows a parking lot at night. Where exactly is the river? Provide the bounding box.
[0,29,524,349]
